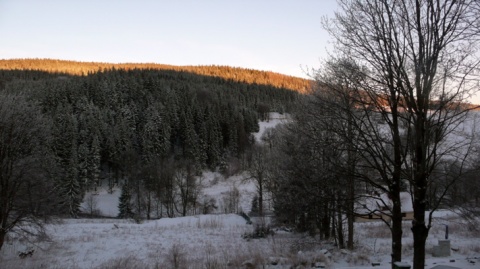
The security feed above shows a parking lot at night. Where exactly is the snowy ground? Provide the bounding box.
[1,211,479,269]
[2,113,480,268]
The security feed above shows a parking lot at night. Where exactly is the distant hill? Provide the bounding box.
[0,58,313,94]
[0,57,307,219]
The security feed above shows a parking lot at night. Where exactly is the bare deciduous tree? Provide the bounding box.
[312,58,365,250]
[322,1,480,268]
[175,161,200,217]
[83,193,99,217]
[0,92,56,250]
[246,145,273,216]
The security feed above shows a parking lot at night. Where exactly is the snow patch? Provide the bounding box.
[253,112,290,143]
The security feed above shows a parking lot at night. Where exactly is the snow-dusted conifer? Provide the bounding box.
[118,182,133,218]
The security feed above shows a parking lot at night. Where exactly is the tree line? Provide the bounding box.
[0,59,312,93]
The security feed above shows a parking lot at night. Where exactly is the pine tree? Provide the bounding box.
[227,120,238,155]
[77,142,89,190]
[61,141,82,218]
[180,110,199,162]
[89,134,101,192]
[52,109,83,218]
[118,183,133,218]
[51,105,77,166]
[196,120,208,168]
[205,108,223,168]
[242,108,259,133]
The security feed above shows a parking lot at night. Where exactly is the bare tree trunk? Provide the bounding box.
[0,230,5,251]
[337,195,345,249]
[390,190,403,267]
[412,124,430,269]
[346,134,356,249]
[412,203,428,269]
[323,203,331,239]
[146,192,151,220]
[258,176,263,216]
[248,146,269,217]
[135,181,142,219]
[347,207,354,249]
[166,193,175,218]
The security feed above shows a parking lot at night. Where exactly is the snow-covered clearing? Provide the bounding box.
[1,214,273,269]
[1,210,479,268]
[253,112,290,143]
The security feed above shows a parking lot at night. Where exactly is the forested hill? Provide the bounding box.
[0,58,312,93]
[0,60,303,217]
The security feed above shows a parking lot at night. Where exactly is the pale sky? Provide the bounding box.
[0,0,338,79]
[2,0,478,104]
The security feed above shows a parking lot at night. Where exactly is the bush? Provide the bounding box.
[165,243,187,269]
[242,223,274,239]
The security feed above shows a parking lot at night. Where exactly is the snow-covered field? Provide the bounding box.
[1,210,479,268]
[1,113,480,268]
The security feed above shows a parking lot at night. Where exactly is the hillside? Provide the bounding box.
[0,59,305,221]
[0,58,313,93]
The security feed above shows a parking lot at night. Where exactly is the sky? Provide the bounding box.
[2,0,478,104]
[0,0,338,79]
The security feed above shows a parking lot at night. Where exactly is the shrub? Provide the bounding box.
[165,243,187,269]
[242,223,274,239]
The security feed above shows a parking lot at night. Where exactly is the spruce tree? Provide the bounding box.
[118,183,133,218]
[61,141,82,218]
[77,142,89,190]
[89,134,101,192]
